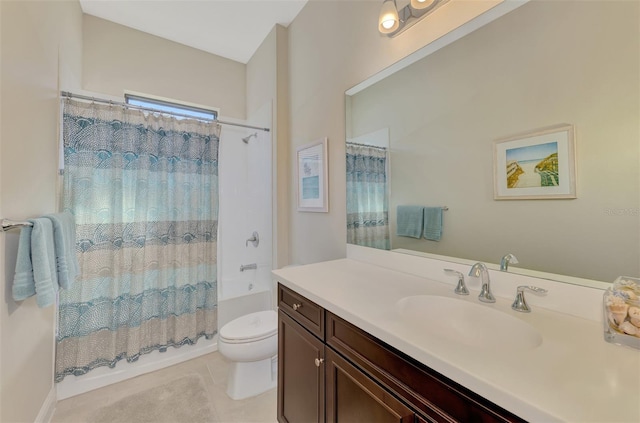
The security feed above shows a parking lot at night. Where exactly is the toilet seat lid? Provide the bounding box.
[220,310,277,342]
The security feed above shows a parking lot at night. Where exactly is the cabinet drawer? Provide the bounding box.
[278,283,325,340]
[326,312,525,423]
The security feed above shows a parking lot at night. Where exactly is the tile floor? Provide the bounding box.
[51,352,277,423]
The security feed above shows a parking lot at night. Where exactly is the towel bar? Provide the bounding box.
[1,219,33,232]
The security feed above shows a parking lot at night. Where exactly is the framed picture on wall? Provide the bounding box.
[494,124,576,200]
[297,138,329,212]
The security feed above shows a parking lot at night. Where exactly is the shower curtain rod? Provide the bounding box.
[346,141,388,150]
[60,91,270,132]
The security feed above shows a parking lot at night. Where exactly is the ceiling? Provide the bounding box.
[79,0,309,64]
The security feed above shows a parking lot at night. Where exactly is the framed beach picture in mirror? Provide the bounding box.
[494,124,576,200]
[297,138,329,212]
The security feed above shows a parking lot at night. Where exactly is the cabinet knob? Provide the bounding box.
[314,358,324,367]
[292,303,302,311]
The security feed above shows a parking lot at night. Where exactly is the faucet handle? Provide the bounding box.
[512,285,548,313]
[444,269,469,295]
[246,231,259,247]
[500,253,519,271]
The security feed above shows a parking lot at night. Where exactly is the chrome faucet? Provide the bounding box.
[240,263,257,272]
[444,269,469,295]
[469,262,495,303]
[246,231,259,247]
[511,286,547,312]
[500,253,519,271]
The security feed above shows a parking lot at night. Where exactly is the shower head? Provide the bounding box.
[242,132,258,144]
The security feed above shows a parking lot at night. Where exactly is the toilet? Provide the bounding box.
[218,310,278,400]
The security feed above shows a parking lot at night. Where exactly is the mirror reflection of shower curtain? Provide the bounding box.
[56,99,219,382]
[346,142,390,250]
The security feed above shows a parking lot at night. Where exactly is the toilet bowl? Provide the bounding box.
[218,310,278,400]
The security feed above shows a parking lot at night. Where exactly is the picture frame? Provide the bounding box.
[493,124,576,200]
[297,138,329,212]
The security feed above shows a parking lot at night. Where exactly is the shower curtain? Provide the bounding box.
[346,142,390,250]
[55,99,219,382]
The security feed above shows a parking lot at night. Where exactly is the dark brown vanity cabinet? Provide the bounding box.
[277,283,525,423]
[325,348,415,423]
[278,284,326,423]
[278,309,325,423]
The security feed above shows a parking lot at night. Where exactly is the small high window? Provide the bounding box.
[125,94,217,121]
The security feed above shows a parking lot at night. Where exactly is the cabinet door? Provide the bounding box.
[278,310,325,423]
[326,312,524,423]
[326,348,415,423]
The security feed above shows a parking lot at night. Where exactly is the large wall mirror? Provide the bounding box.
[346,0,639,284]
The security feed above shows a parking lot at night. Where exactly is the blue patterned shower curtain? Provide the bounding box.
[55,99,219,382]
[346,142,390,250]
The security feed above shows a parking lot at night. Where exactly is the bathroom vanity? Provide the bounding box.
[274,253,640,422]
[277,283,523,422]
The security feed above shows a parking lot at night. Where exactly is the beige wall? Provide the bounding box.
[82,14,246,119]
[348,1,639,282]
[0,1,83,422]
[287,0,504,265]
[247,25,290,269]
[1,5,249,421]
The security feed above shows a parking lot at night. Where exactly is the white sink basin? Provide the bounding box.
[395,295,542,351]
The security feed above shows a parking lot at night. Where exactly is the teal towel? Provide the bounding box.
[396,206,424,238]
[31,218,58,308]
[44,211,79,290]
[423,207,443,241]
[12,222,36,301]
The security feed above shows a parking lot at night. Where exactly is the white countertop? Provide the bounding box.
[273,258,640,423]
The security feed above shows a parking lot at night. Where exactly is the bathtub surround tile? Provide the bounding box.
[52,352,277,423]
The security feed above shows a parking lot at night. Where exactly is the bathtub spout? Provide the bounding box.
[240,263,257,272]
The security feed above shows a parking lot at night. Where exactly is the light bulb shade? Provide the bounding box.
[379,0,399,34]
[410,0,436,10]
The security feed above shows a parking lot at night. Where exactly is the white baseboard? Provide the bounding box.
[35,386,57,423]
[56,337,218,400]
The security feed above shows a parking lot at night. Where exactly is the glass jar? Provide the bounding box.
[603,276,640,350]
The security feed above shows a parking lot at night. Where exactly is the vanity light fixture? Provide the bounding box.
[379,0,400,34]
[411,0,436,10]
[379,0,449,37]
